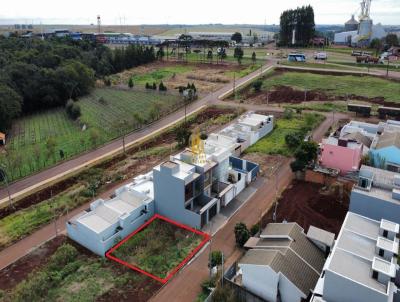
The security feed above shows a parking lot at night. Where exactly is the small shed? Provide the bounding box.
[0,132,5,145]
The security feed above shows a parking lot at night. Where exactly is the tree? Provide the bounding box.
[89,128,100,146]
[251,51,257,64]
[231,32,243,44]
[152,82,157,90]
[370,38,383,56]
[252,79,262,92]
[210,250,223,267]
[233,47,244,65]
[159,81,167,91]
[385,34,399,47]
[290,141,318,172]
[283,108,294,120]
[156,47,165,60]
[0,83,22,132]
[45,137,57,161]
[234,222,250,247]
[128,77,134,88]
[65,99,81,120]
[279,5,315,46]
[250,223,260,236]
[285,132,302,149]
[176,126,191,148]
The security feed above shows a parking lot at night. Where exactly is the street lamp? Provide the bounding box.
[0,165,13,209]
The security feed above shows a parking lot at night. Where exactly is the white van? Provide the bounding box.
[314,52,327,60]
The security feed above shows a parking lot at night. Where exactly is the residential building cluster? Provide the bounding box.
[67,113,274,256]
[319,119,400,175]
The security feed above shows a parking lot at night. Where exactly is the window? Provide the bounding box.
[185,183,194,201]
[379,249,384,257]
[372,270,378,280]
[383,230,388,238]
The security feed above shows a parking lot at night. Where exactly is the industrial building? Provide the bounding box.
[334,0,386,46]
[67,112,274,256]
[311,212,400,302]
[230,223,331,302]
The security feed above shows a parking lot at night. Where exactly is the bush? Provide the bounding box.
[252,80,263,92]
[250,223,260,236]
[285,132,302,149]
[128,77,134,88]
[210,250,223,267]
[175,126,192,148]
[145,82,151,89]
[283,108,294,120]
[152,82,157,90]
[234,222,250,247]
[65,99,81,120]
[104,77,111,86]
[159,81,167,91]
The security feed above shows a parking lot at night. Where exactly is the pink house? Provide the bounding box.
[319,137,363,175]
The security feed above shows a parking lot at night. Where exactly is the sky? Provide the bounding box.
[0,0,398,25]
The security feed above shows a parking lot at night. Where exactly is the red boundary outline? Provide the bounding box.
[105,214,210,284]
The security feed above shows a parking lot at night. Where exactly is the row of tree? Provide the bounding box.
[0,37,156,132]
[279,5,315,46]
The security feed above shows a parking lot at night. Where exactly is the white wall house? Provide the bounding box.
[312,212,400,302]
[235,223,328,302]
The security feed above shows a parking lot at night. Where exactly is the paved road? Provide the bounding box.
[0,63,274,206]
[150,111,342,302]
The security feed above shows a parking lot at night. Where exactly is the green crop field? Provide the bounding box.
[246,113,325,156]
[258,72,400,103]
[130,65,193,85]
[0,88,182,182]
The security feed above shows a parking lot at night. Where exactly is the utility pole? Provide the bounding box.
[273,167,279,222]
[387,59,390,77]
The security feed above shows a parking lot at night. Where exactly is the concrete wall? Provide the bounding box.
[153,168,201,229]
[350,190,400,224]
[240,264,279,302]
[279,274,305,302]
[323,270,387,302]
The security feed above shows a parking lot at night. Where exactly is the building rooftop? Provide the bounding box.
[375,131,400,149]
[242,222,326,295]
[307,226,335,248]
[326,212,399,294]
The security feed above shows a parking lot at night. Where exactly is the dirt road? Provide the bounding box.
[150,111,340,302]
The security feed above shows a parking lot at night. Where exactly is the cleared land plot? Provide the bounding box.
[236,71,400,105]
[262,180,350,236]
[0,88,181,182]
[107,215,209,283]
[245,113,325,156]
[0,236,161,302]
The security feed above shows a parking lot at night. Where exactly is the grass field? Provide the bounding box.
[111,218,203,279]
[258,72,400,103]
[1,242,157,302]
[129,65,194,85]
[0,88,182,182]
[279,61,359,71]
[284,102,348,113]
[246,113,325,156]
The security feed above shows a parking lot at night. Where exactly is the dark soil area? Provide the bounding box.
[0,235,68,290]
[262,180,349,236]
[0,106,235,220]
[0,234,162,302]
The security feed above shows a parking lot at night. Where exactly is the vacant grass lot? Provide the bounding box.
[111,218,203,279]
[279,61,359,71]
[130,65,193,85]
[260,72,400,103]
[1,243,157,302]
[284,102,348,113]
[246,113,325,156]
[0,88,182,182]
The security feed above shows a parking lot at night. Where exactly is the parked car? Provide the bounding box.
[314,52,328,60]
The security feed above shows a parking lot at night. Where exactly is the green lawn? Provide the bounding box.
[279,61,359,71]
[111,218,203,279]
[130,65,193,85]
[0,88,182,182]
[246,113,325,156]
[259,72,400,103]
[284,102,348,113]
[330,61,400,71]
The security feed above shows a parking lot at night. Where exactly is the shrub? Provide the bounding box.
[159,81,167,91]
[104,77,111,86]
[283,108,294,120]
[234,222,250,247]
[210,250,223,267]
[252,79,263,92]
[152,82,157,90]
[176,126,192,148]
[65,99,81,120]
[250,223,260,236]
[128,77,134,88]
[145,82,151,89]
[285,132,302,149]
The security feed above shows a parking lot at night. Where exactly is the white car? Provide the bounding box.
[314,52,327,60]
